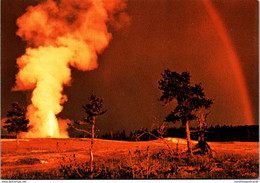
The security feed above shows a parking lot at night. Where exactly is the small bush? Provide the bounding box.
[16,158,41,165]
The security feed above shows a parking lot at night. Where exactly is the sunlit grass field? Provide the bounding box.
[1,138,259,179]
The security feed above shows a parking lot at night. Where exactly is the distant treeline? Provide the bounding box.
[100,125,259,142]
[205,125,258,142]
[3,124,256,141]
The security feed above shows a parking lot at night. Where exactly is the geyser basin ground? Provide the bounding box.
[1,138,258,179]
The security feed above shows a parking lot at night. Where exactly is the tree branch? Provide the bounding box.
[68,123,91,135]
[147,132,174,156]
[135,130,174,156]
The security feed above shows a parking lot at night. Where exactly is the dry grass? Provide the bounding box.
[1,138,259,179]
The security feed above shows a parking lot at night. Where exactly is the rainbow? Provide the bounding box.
[202,0,255,125]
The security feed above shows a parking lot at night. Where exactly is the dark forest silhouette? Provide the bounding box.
[59,125,260,142]
[98,125,258,142]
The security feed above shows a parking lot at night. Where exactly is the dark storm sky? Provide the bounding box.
[1,0,258,134]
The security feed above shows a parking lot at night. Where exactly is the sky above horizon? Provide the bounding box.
[1,0,258,135]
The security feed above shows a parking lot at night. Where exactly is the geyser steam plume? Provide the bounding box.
[13,0,129,138]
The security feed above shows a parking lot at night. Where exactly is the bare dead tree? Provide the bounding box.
[191,110,213,155]
[135,116,174,156]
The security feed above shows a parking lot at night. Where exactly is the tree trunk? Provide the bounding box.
[90,119,95,178]
[199,113,206,142]
[16,133,19,149]
[186,121,193,156]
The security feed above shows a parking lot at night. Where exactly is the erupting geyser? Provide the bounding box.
[13,0,129,138]
[46,111,61,138]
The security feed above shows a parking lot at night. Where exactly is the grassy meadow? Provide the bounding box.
[1,138,259,179]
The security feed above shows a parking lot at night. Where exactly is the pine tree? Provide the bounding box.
[158,69,213,156]
[68,93,106,178]
[3,102,30,148]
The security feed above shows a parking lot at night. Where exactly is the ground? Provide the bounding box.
[1,138,259,179]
